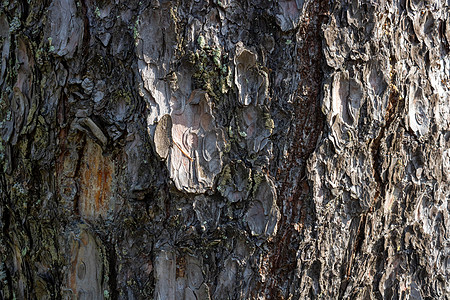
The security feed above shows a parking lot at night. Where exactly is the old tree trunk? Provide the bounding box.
[1,0,449,299]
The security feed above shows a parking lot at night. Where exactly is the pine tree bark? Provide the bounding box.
[1,0,449,299]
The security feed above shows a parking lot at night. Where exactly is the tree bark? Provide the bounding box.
[1,0,449,299]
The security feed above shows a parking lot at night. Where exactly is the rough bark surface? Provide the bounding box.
[0,0,449,299]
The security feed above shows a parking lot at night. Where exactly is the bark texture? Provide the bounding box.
[1,0,449,299]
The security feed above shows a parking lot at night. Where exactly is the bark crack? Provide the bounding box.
[73,134,86,216]
[369,66,404,210]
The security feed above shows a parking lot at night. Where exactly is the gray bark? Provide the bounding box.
[0,0,449,299]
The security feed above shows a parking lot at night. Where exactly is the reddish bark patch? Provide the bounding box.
[78,138,114,220]
[176,256,186,278]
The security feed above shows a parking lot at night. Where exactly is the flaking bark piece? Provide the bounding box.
[234,43,269,106]
[154,114,173,160]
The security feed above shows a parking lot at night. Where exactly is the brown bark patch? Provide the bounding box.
[78,137,114,220]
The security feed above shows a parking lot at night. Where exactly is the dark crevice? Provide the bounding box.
[373,237,386,300]
[108,244,119,300]
[354,214,367,255]
[1,177,11,237]
[79,0,91,71]
[73,134,87,216]
[51,226,63,300]
[339,277,349,299]
[370,72,404,209]
[265,0,329,297]
[339,213,367,298]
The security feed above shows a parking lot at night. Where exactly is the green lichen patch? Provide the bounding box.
[251,171,265,197]
[188,43,232,102]
[263,112,274,132]
[217,161,252,203]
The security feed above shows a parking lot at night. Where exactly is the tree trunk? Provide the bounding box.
[1,0,449,299]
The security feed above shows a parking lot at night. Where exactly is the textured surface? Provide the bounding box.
[0,0,449,299]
